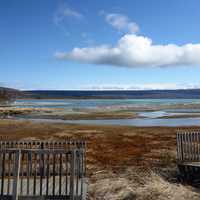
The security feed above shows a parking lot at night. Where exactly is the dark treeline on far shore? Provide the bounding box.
[2,87,200,100]
[20,89,200,99]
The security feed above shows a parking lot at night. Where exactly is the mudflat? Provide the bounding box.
[0,119,200,199]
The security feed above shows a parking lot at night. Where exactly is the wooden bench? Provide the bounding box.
[0,140,87,200]
[177,131,200,183]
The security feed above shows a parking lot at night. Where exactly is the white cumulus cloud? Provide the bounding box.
[55,34,200,68]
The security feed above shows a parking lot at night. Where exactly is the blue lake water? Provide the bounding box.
[60,117,200,127]
[14,99,200,110]
[18,117,200,127]
[11,99,200,126]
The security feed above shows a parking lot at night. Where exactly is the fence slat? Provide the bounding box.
[1,152,5,195]
[12,150,21,200]
[70,150,75,200]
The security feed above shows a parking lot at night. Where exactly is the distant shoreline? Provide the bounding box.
[20,89,200,99]
[17,96,200,100]
[2,86,200,99]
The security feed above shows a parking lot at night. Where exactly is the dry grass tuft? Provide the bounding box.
[89,169,200,200]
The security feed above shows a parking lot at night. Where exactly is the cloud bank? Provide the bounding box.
[55,34,200,68]
[81,83,200,91]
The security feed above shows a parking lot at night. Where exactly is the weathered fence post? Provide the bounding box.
[12,149,21,200]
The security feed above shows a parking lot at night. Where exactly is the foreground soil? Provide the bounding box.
[0,120,200,199]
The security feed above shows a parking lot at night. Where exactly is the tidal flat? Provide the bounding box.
[0,119,200,199]
[3,102,200,121]
[0,106,138,120]
[3,99,200,122]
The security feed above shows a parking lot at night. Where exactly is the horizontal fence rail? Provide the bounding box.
[177,131,200,163]
[0,140,86,150]
[0,140,87,200]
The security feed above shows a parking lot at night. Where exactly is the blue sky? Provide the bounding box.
[1,0,200,90]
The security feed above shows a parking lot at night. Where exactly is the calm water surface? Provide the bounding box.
[11,99,200,126]
[14,99,200,110]
[18,117,200,127]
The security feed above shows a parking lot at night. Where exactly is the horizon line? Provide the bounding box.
[22,88,200,91]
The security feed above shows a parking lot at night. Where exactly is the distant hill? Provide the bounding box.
[21,89,200,99]
[0,87,21,103]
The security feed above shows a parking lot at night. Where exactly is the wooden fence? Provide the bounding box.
[177,131,200,163]
[0,140,87,200]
